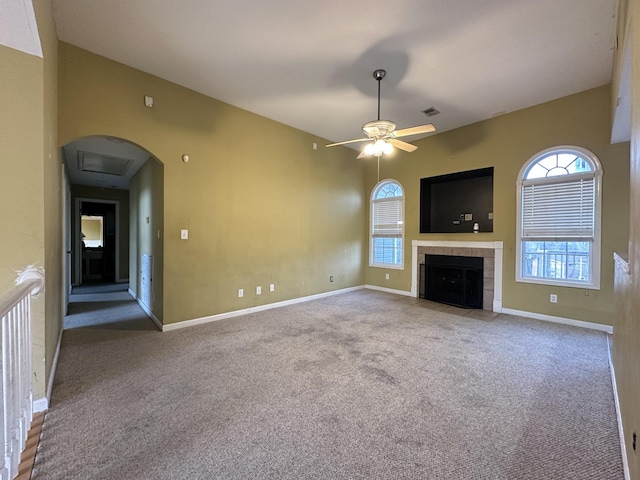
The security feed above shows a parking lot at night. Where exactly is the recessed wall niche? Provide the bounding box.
[420,167,494,234]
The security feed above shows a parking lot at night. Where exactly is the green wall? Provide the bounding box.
[365,86,630,325]
[0,0,62,400]
[130,157,164,321]
[58,43,365,325]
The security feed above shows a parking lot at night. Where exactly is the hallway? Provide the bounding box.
[65,283,156,330]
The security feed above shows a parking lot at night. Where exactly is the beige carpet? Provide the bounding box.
[33,290,623,479]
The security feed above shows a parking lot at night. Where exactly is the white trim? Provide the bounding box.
[608,336,631,480]
[129,288,162,331]
[162,286,365,332]
[501,307,613,333]
[365,285,412,297]
[33,327,63,413]
[613,252,630,275]
[411,240,503,313]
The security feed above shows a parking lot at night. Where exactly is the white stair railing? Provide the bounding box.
[0,266,44,480]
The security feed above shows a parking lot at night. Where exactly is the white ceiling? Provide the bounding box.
[4,0,618,188]
[51,0,618,149]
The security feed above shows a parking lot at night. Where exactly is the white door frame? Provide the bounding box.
[74,198,120,285]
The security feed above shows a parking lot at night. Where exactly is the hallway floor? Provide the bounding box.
[65,283,155,330]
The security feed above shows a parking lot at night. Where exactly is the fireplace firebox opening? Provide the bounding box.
[420,254,484,309]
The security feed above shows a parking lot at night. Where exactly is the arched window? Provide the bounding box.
[516,146,602,288]
[370,180,404,268]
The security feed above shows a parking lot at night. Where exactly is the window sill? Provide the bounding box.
[516,276,600,290]
[370,263,404,270]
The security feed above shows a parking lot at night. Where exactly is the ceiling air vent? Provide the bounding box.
[77,151,133,176]
[422,107,440,117]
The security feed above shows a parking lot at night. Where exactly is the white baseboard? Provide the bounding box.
[162,286,365,332]
[364,286,612,333]
[501,307,613,333]
[608,336,631,480]
[129,288,162,330]
[365,285,412,297]
[33,326,63,413]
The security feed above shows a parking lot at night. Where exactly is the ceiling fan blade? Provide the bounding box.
[388,138,418,152]
[326,138,370,148]
[356,149,369,159]
[392,124,436,138]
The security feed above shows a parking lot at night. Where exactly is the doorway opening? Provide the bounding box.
[77,199,119,284]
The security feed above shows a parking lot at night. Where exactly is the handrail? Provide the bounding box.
[0,266,44,480]
[0,282,42,321]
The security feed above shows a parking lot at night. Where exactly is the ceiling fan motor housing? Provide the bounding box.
[363,120,396,137]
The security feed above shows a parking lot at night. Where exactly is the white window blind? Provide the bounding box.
[372,198,403,237]
[522,176,595,239]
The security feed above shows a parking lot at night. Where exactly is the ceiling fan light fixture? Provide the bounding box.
[364,143,376,156]
[363,139,393,157]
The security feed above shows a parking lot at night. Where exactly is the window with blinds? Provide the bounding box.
[516,147,602,289]
[370,180,404,268]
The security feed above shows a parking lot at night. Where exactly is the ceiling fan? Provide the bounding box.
[326,69,436,158]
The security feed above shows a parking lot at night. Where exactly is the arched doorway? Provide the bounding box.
[61,135,164,328]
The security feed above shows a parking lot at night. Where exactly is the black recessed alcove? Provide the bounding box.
[420,167,494,233]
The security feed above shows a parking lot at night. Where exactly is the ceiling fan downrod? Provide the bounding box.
[373,69,386,121]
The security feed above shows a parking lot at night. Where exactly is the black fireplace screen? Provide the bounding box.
[420,254,483,309]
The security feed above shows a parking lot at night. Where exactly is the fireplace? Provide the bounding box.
[411,240,503,312]
[420,254,484,308]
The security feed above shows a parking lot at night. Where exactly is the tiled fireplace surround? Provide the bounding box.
[411,240,503,312]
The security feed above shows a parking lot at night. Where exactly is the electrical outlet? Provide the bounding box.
[256,286,262,295]
[270,284,275,292]
[464,213,473,221]
[385,273,389,280]
[330,275,334,282]
[238,289,243,298]
[488,212,493,220]
[550,294,557,303]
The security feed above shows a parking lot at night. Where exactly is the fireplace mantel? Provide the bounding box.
[411,240,503,312]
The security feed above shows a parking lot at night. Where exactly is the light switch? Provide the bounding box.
[181,229,188,240]
[464,213,473,221]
